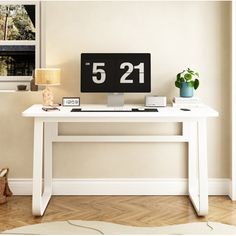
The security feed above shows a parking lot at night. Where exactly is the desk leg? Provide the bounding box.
[184,120,208,216]
[44,122,58,195]
[197,119,208,215]
[32,120,55,216]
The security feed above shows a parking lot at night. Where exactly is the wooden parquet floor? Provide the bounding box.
[0,196,236,232]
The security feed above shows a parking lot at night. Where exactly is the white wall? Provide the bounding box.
[0,1,231,180]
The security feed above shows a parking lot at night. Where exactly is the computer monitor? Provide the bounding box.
[81,53,151,106]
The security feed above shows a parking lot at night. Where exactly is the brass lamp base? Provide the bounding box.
[42,86,54,106]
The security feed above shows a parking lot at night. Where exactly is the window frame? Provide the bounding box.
[0,1,40,90]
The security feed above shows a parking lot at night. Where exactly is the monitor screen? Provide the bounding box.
[81,53,151,93]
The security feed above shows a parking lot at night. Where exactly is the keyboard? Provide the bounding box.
[71,108,158,112]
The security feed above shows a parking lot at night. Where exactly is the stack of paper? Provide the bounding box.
[172,97,203,108]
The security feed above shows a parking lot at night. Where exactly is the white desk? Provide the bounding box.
[22,104,218,216]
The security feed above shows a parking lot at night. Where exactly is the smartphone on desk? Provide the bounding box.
[42,107,60,112]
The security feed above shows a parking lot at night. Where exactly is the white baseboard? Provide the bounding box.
[8,178,230,196]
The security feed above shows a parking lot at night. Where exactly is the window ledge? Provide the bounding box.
[0,90,18,93]
[0,90,37,93]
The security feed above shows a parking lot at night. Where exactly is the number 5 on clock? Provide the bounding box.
[92,63,106,84]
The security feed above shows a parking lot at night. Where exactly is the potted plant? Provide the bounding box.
[175,68,200,97]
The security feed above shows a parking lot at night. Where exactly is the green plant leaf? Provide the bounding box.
[195,72,199,77]
[194,79,199,89]
[175,81,181,88]
[180,77,185,83]
[187,68,194,74]
[184,73,192,81]
[188,81,194,87]
[177,73,181,80]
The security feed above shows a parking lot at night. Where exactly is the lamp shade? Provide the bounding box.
[35,68,61,86]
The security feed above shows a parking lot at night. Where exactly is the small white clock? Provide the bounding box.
[62,97,80,106]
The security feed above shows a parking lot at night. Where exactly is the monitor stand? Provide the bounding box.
[107,93,124,107]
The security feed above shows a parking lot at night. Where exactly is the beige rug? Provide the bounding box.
[3,220,236,235]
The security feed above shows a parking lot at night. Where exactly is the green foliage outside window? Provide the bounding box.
[0,59,7,76]
[0,5,36,76]
[0,5,35,40]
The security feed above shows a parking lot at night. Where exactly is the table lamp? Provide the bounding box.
[35,68,61,106]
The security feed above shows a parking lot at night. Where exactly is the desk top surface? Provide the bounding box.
[22,104,219,118]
